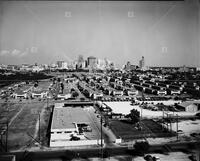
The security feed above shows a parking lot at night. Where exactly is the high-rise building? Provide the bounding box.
[77,55,85,69]
[96,59,106,70]
[87,56,97,68]
[124,61,137,71]
[57,61,64,68]
[57,61,68,69]
[125,61,131,71]
[139,56,145,69]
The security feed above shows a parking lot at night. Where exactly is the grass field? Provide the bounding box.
[6,102,46,150]
[0,90,54,150]
[0,103,22,127]
[37,81,51,91]
[109,119,175,141]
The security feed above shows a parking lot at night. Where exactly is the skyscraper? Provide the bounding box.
[139,56,145,70]
[57,61,68,69]
[77,55,85,69]
[87,56,97,68]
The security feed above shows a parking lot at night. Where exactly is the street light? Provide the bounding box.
[100,113,103,159]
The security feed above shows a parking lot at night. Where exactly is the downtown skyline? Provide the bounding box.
[0,0,199,67]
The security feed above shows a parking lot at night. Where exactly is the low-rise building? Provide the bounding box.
[31,90,47,98]
[50,103,103,147]
[157,90,167,95]
[56,93,71,100]
[177,101,200,112]
[12,90,28,99]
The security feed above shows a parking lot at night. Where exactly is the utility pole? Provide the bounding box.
[0,120,9,152]
[47,94,49,108]
[162,109,164,131]
[38,113,40,144]
[100,112,103,159]
[176,114,179,141]
[141,90,144,119]
[170,115,172,133]
[5,121,8,152]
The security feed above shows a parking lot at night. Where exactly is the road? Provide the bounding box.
[1,140,199,161]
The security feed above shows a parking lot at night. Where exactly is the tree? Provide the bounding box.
[129,109,140,124]
[80,97,85,101]
[60,82,64,93]
[72,92,79,98]
[134,141,150,156]
[34,83,38,88]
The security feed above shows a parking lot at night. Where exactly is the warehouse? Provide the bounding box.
[50,103,102,147]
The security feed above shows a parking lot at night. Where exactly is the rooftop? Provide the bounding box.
[51,106,91,130]
[88,56,96,59]
[179,100,200,108]
[14,90,26,95]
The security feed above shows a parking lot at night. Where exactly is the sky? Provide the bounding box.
[0,0,199,67]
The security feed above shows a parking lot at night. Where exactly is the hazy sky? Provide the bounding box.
[0,1,199,67]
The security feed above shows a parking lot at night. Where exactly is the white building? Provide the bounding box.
[157,90,167,95]
[12,90,28,99]
[57,61,68,69]
[50,103,103,147]
[178,101,200,112]
[32,66,44,72]
[31,90,47,98]
[126,90,138,96]
[56,93,71,100]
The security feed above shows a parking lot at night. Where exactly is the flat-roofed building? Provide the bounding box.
[56,93,71,100]
[157,90,167,95]
[112,90,123,96]
[31,90,47,98]
[50,103,103,147]
[169,89,181,95]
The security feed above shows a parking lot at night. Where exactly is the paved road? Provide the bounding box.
[1,141,199,161]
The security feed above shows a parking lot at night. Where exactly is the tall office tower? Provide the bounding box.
[57,61,64,68]
[139,56,145,69]
[57,61,68,69]
[87,56,97,68]
[77,55,85,69]
[126,61,131,71]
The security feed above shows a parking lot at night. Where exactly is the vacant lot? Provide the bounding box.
[109,119,175,141]
[7,102,46,150]
[36,81,51,91]
[0,103,20,121]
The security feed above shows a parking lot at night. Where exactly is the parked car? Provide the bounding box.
[70,136,80,141]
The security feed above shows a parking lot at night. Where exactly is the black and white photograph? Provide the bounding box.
[0,0,200,160]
